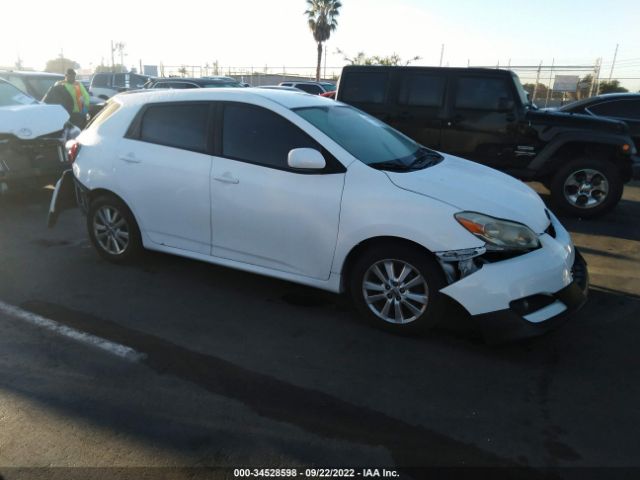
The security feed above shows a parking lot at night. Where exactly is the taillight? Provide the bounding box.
[67,141,80,163]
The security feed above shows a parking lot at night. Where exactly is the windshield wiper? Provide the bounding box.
[369,160,412,171]
[409,149,442,168]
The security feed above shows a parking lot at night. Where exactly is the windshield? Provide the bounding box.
[0,81,37,106]
[204,82,242,88]
[25,76,59,99]
[295,105,427,166]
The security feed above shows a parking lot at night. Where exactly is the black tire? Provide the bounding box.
[549,157,623,218]
[87,195,142,263]
[348,243,447,334]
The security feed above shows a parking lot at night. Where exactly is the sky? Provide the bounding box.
[2,0,639,89]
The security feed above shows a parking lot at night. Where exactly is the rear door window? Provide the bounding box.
[398,74,446,107]
[92,74,110,88]
[589,99,640,120]
[138,103,210,153]
[455,77,513,110]
[339,72,389,104]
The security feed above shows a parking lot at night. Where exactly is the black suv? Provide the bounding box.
[144,77,243,89]
[336,66,638,217]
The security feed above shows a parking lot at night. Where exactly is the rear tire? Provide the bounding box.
[87,195,142,263]
[549,157,623,218]
[348,244,447,334]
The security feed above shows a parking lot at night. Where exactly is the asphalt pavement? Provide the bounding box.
[0,182,638,479]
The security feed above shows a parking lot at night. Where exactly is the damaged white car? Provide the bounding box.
[49,89,588,341]
[0,79,79,194]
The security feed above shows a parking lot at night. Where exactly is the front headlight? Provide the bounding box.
[455,211,540,251]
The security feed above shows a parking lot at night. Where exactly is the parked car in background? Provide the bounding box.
[0,79,77,193]
[336,66,637,217]
[0,70,105,120]
[90,72,152,99]
[256,85,304,92]
[278,81,336,95]
[560,93,640,178]
[144,77,243,89]
[50,88,588,341]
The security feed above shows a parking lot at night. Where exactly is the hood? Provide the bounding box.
[385,154,550,233]
[0,104,69,139]
[527,108,628,135]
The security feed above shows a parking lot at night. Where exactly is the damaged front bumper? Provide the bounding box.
[436,213,588,342]
[0,132,71,192]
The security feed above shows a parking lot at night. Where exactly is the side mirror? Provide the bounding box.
[288,148,326,170]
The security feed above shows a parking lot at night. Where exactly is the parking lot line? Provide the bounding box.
[0,299,145,362]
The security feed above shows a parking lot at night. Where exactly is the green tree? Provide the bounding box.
[45,57,80,74]
[94,64,127,73]
[338,49,421,66]
[178,66,189,77]
[598,80,628,94]
[305,0,342,81]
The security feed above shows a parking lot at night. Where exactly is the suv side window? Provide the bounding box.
[92,74,110,88]
[455,77,513,110]
[222,103,321,170]
[398,74,446,107]
[340,72,388,104]
[296,84,322,95]
[139,103,209,153]
[113,74,126,88]
[589,99,640,120]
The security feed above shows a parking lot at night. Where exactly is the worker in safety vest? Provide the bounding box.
[43,68,91,128]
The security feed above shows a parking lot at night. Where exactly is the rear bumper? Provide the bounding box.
[475,252,588,344]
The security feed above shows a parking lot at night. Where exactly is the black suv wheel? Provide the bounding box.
[549,157,623,218]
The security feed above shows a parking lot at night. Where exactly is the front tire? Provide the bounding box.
[549,157,623,218]
[349,244,447,334]
[87,195,142,263]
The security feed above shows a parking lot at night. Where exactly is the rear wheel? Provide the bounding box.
[349,244,447,334]
[87,195,142,263]
[549,157,623,218]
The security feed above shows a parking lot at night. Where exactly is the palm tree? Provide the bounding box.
[305,0,342,81]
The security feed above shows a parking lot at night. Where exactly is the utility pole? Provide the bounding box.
[110,40,115,73]
[545,58,555,108]
[608,43,619,81]
[532,60,542,103]
[439,44,444,67]
[590,57,602,97]
[323,43,327,80]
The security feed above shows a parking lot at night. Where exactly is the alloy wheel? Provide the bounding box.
[362,259,429,325]
[93,205,130,255]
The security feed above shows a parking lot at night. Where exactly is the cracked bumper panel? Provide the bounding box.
[440,213,576,317]
[476,255,588,344]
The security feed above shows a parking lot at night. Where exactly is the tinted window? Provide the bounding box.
[223,103,320,169]
[399,74,446,107]
[589,99,640,120]
[296,84,322,95]
[139,103,209,153]
[113,74,126,88]
[340,72,388,104]
[92,74,110,88]
[165,82,197,89]
[456,77,512,110]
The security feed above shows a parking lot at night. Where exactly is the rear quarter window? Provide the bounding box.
[137,103,209,153]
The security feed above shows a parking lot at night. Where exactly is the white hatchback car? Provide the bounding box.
[50,88,588,341]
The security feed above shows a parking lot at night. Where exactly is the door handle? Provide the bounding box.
[446,115,465,127]
[214,173,239,184]
[118,154,141,164]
